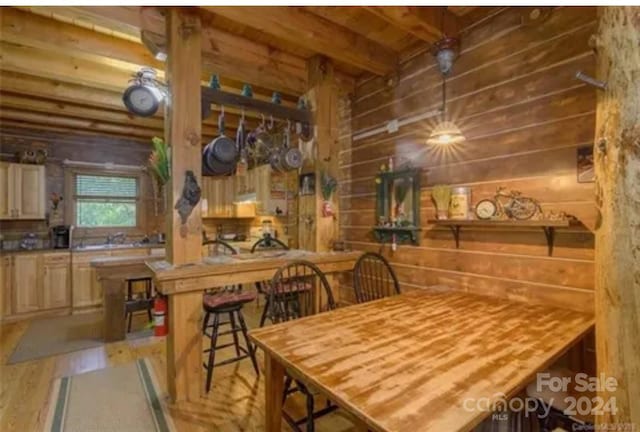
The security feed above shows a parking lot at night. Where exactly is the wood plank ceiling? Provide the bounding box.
[0,6,487,144]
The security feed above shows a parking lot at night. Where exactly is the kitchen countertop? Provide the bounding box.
[0,243,165,255]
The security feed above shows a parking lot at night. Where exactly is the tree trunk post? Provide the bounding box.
[593,6,640,428]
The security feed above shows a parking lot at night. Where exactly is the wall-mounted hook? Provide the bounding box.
[576,71,607,90]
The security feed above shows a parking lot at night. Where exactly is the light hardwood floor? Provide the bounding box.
[0,303,359,431]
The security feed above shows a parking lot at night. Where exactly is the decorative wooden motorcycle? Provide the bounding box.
[475,187,542,220]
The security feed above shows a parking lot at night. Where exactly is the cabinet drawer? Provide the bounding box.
[44,253,70,265]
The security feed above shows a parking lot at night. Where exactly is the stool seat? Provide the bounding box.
[203,291,257,310]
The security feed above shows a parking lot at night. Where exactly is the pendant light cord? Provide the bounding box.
[441,74,447,121]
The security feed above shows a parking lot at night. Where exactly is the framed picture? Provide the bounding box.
[299,173,316,196]
[577,145,595,183]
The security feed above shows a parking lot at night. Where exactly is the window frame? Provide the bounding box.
[64,167,147,237]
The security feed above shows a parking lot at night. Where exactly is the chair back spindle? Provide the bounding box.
[353,252,400,303]
[266,260,335,324]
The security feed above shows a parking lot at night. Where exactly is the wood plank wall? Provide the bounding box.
[0,129,162,241]
[339,7,597,315]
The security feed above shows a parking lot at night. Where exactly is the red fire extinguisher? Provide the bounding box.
[154,295,168,337]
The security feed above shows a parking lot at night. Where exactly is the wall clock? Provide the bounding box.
[475,199,497,220]
[122,84,163,117]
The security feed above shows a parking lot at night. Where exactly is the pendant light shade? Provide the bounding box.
[427,121,465,146]
[429,33,465,146]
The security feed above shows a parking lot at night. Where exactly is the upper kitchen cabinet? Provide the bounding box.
[0,162,46,220]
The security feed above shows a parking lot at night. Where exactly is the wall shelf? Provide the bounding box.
[427,219,571,256]
[373,226,421,245]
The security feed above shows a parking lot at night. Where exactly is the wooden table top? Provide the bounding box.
[249,289,594,432]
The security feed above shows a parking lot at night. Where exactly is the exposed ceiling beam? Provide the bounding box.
[202,6,398,76]
[1,7,306,98]
[0,119,150,143]
[0,107,162,139]
[365,6,459,42]
[0,92,232,139]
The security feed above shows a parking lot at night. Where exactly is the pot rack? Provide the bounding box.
[201,87,313,124]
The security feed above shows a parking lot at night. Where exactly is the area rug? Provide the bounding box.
[8,312,153,364]
[44,358,175,432]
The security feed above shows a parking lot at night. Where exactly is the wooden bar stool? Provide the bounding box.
[250,235,289,326]
[124,277,153,333]
[202,239,259,393]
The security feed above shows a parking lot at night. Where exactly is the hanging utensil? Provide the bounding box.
[280,120,303,171]
[202,106,238,176]
[236,109,248,176]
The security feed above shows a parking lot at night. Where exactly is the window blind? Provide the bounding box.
[75,174,137,198]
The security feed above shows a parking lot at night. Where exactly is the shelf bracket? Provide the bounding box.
[542,226,555,256]
[448,225,461,249]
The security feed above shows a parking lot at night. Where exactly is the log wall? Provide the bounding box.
[339,7,597,315]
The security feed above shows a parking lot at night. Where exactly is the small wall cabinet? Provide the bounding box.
[0,162,46,220]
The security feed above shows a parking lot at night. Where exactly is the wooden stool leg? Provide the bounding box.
[146,280,153,322]
[259,297,270,327]
[237,308,260,376]
[229,311,241,357]
[205,313,220,393]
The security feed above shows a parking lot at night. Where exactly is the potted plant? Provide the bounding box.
[321,171,337,218]
[148,136,170,213]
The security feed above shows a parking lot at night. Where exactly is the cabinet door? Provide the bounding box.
[15,164,45,219]
[43,263,71,309]
[255,165,272,215]
[72,263,94,308]
[0,255,13,317]
[0,162,12,219]
[13,254,41,314]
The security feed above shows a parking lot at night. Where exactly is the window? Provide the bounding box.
[74,174,139,228]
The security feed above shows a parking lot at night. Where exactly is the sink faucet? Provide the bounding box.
[106,232,126,245]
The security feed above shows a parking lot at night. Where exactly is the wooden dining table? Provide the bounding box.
[249,288,594,432]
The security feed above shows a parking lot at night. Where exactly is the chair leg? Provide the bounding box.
[237,308,260,376]
[229,311,241,357]
[127,310,133,333]
[259,297,270,327]
[205,313,220,393]
[305,392,315,432]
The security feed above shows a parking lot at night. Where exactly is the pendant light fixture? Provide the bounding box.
[427,11,465,146]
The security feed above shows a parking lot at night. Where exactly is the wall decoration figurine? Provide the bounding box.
[577,145,595,183]
[299,173,316,196]
[175,170,201,225]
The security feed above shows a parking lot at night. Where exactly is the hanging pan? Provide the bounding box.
[202,107,238,176]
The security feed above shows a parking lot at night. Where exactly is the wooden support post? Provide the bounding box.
[593,6,640,428]
[299,56,340,252]
[164,7,203,403]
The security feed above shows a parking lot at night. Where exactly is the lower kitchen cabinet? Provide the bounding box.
[13,254,41,314]
[42,253,71,310]
[1,251,71,319]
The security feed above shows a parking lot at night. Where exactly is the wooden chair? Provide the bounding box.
[353,252,400,303]
[250,235,290,326]
[264,260,337,432]
[202,239,259,392]
[250,234,289,252]
[124,277,153,333]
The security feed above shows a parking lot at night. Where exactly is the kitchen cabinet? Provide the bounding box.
[13,254,41,314]
[72,251,108,309]
[42,253,71,310]
[0,162,46,220]
[0,255,13,318]
[202,176,235,217]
